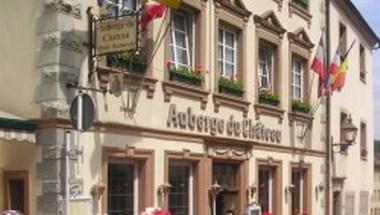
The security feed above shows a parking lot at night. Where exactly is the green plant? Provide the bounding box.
[218,76,243,91]
[107,51,146,72]
[259,89,280,105]
[292,100,311,113]
[169,66,202,81]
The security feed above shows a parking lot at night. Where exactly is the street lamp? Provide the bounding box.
[332,115,358,151]
[341,115,358,145]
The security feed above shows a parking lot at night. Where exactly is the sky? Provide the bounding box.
[351,0,380,139]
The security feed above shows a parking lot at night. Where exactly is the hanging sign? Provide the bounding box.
[95,15,138,55]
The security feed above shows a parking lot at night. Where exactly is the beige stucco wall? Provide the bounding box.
[0,142,40,214]
[0,1,43,119]
[329,1,374,213]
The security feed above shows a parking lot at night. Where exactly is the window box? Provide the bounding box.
[168,63,203,87]
[292,100,310,113]
[107,52,147,73]
[259,90,280,106]
[218,76,244,97]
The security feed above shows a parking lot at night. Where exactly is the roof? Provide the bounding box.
[334,0,380,48]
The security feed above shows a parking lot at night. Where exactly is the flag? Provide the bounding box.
[159,0,182,9]
[331,58,348,91]
[329,40,356,92]
[311,33,325,81]
[139,1,167,29]
[311,30,327,97]
[324,47,341,95]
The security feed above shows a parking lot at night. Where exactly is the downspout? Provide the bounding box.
[325,0,332,215]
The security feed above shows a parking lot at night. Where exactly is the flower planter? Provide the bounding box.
[170,72,202,86]
[292,101,311,114]
[107,53,147,73]
[292,105,310,113]
[259,97,280,106]
[219,85,244,97]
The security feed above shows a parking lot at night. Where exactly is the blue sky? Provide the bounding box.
[351,0,380,139]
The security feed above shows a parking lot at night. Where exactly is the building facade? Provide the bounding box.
[0,0,378,215]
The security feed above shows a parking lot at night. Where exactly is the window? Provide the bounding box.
[360,44,366,81]
[107,0,138,17]
[170,10,194,68]
[258,41,275,90]
[3,171,29,215]
[108,162,138,215]
[340,112,348,152]
[359,192,370,215]
[258,168,274,214]
[292,0,309,10]
[213,162,239,215]
[291,55,306,100]
[345,193,355,215]
[169,164,194,215]
[339,23,347,56]
[218,26,237,78]
[291,168,309,215]
[360,122,367,158]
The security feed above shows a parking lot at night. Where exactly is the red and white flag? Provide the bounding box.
[311,33,326,81]
[311,31,327,97]
[139,1,167,29]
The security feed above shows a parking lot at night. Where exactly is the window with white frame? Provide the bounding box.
[108,162,139,215]
[169,163,194,215]
[218,26,237,78]
[291,55,306,100]
[107,0,138,17]
[170,10,194,69]
[258,41,275,90]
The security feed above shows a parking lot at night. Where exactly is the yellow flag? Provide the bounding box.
[158,0,182,8]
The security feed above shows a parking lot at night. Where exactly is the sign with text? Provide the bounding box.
[96,15,137,55]
[167,104,282,144]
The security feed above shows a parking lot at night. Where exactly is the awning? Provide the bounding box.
[0,111,37,144]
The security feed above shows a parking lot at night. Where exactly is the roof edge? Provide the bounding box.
[335,0,380,48]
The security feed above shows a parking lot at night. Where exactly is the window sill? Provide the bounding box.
[254,103,285,123]
[361,156,368,161]
[97,66,158,98]
[289,2,312,26]
[213,93,250,117]
[162,81,210,109]
[288,111,313,126]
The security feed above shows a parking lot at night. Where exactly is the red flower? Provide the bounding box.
[262,211,272,215]
[166,60,173,67]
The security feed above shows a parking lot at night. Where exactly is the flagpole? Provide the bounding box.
[324,0,331,214]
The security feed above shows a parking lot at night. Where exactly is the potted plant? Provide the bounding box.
[258,89,280,106]
[218,76,244,97]
[167,61,203,86]
[107,51,147,73]
[292,100,311,113]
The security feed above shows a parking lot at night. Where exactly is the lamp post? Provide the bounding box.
[210,181,223,215]
[331,115,358,150]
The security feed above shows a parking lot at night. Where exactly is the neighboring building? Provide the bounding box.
[371,140,380,215]
[0,0,378,215]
